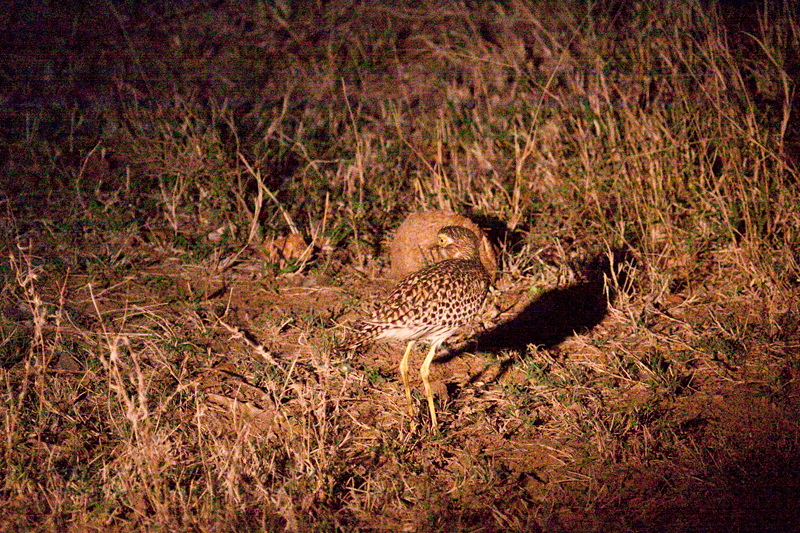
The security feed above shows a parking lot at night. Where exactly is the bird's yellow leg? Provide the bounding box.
[399,341,415,418]
[419,341,440,430]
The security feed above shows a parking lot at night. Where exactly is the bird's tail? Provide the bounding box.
[339,320,382,353]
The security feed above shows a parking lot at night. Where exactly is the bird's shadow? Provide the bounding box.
[438,249,633,383]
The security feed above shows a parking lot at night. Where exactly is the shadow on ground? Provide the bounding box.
[438,249,631,384]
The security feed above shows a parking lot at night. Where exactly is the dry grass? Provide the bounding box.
[2,0,800,531]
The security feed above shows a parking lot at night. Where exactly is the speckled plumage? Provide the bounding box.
[345,226,490,429]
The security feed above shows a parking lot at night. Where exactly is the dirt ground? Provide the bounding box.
[6,223,798,530]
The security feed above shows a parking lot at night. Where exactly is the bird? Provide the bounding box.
[344,225,490,429]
